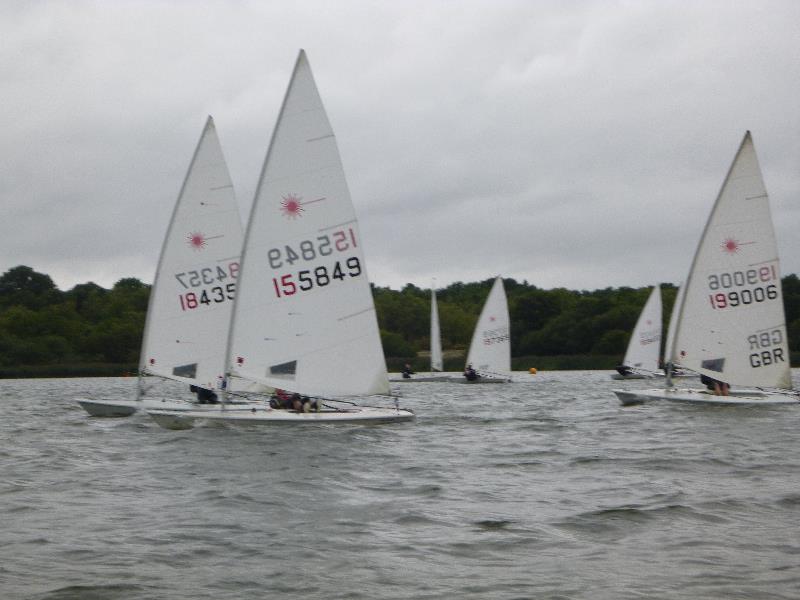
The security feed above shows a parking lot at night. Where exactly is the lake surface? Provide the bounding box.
[2,372,799,599]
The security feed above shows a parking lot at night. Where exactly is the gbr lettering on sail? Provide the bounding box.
[705,263,785,369]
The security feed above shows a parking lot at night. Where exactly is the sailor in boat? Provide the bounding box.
[401,363,414,379]
[269,389,293,409]
[269,389,318,412]
[700,374,729,396]
[190,384,219,404]
[615,365,633,377]
[289,393,318,412]
[464,364,478,381]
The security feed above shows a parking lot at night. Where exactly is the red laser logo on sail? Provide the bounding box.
[722,238,740,254]
[280,194,328,218]
[280,194,304,219]
[188,232,207,250]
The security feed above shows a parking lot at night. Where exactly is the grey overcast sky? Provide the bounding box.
[2,1,799,292]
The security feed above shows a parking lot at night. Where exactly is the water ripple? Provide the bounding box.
[2,372,800,599]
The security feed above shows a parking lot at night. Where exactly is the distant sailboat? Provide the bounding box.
[611,285,662,379]
[77,117,259,416]
[615,132,797,406]
[430,287,443,373]
[391,286,451,382]
[149,51,414,428]
[458,276,511,383]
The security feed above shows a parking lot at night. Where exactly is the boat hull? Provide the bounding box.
[77,398,140,417]
[76,397,265,417]
[610,373,651,380]
[610,371,695,381]
[148,406,416,429]
[614,388,798,406]
[452,377,510,384]
[390,375,453,383]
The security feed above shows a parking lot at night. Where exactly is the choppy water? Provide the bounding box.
[2,371,800,600]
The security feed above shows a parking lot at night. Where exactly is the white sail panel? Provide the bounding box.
[663,283,683,366]
[227,50,390,398]
[465,277,511,375]
[140,117,243,391]
[430,288,443,372]
[622,285,662,373]
[671,132,790,389]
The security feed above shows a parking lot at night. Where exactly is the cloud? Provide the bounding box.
[1,0,798,293]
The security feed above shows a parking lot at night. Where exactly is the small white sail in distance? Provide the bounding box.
[668,131,791,390]
[465,276,511,375]
[430,287,443,372]
[621,285,662,373]
[225,50,390,399]
[139,116,243,393]
[663,283,683,368]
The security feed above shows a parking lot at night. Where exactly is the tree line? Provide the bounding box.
[2,265,800,376]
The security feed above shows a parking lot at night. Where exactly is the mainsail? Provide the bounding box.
[621,285,662,373]
[430,288,443,372]
[226,50,390,398]
[669,131,791,390]
[465,277,511,375]
[139,116,243,393]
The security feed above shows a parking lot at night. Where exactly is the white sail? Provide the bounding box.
[621,285,662,373]
[226,50,390,399]
[663,283,683,366]
[430,288,443,372]
[139,116,243,392]
[465,277,511,375]
[669,131,791,390]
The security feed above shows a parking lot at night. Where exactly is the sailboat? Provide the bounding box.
[148,50,414,428]
[455,276,512,383]
[611,285,662,379]
[431,287,443,372]
[77,117,261,417]
[391,286,451,382]
[615,132,797,406]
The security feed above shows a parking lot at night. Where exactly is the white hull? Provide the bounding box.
[390,375,452,383]
[77,398,142,417]
[451,376,511,384]
[610,371,696,381]
[614,387,798,407]
[610,373,652,380]
[76,397,265,417]
[148,405,415,429]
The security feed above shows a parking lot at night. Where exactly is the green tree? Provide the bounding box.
[0,265,61,309]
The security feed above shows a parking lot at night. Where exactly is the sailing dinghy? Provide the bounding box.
[77,117,262,417]
[391,286,451,382]
[148,50,414,428]
[611,285,662,379]
[451,277,511,384]
[615,132,797,406]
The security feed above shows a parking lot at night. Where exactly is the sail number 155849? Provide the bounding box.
[272,257,362,298]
